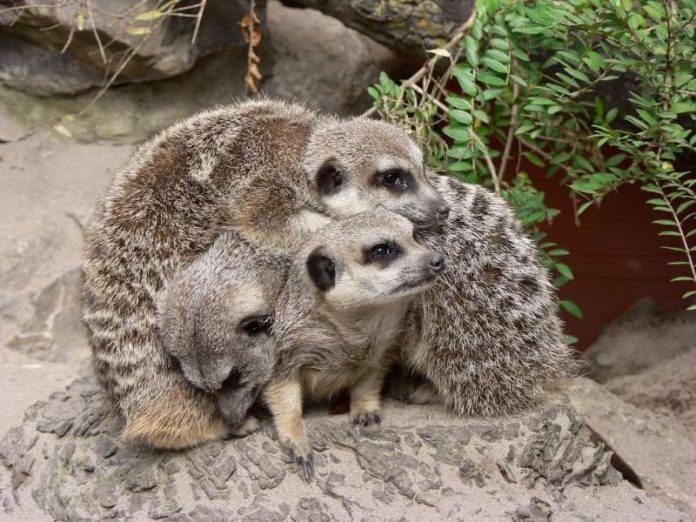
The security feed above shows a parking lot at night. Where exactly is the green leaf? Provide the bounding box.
[482,57,508,74]
[560,300,583,318]
[637,109,656,126]
[563,335,579,345]
[463,36,479,66]
[606,107,619,123]
[478,72,505,86]
[485,49,510,63]
[453,71,478,96]
[555,263,574,280]
[672,276,695,283]
[446,95,471,110]
[490,38,508,50]
[449,109,473,125]
[443,125,471,142]
[472,110,490,124]
[653,219,677,226]
[448,161,473,172]
[367,86,380,100]
[548,249,570,256]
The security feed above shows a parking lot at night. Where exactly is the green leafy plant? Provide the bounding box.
[368,0,696,317]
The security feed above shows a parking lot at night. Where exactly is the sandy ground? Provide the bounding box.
[0,125,134,437]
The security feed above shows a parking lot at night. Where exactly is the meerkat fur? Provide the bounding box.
[264,209,445,480]
[157,230,289,431]
[82,98,447,449]
[399,174,576,416]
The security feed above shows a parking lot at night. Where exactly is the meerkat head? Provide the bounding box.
[158,234,288,428]
[302,209,445,310]
[304,118,450,228]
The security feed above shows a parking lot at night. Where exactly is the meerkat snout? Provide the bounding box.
[304,119,449,228]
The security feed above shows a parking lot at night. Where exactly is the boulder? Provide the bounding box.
[278,0,475,59]
[568,377,696,515]
[0,377,687,521]
[264,1,409,116]
[0,0,263,95]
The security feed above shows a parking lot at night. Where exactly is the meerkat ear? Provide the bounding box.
[316,160,343,195]
[306,247,336,291]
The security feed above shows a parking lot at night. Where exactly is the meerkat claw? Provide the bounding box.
[352,412,382,427]
[290,448,314,481]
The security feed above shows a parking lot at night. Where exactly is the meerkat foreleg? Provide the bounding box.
[263,377,314,480]
[350,367,388,427]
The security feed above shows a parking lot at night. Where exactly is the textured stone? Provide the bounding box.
[0,377,688,521]
[0,0,263,95]
[278,0,475,58]
[265,0,409,116]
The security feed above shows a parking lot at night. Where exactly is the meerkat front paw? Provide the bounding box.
[351,411,382,427]
[279,433,313,481]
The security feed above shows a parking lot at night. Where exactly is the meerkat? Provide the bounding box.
[157,230,289,432]
[264,209,445,480]
[82,98,447,449]
[396,174,576,416]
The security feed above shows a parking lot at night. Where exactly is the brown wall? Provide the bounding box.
[534,173,686,351]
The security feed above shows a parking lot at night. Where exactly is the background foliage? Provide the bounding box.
[369,0,696,325]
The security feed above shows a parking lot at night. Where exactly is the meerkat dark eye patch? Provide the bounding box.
[374,168,414,192]
[238,314,274,336]
[363,241,401,264]
[307,247,336,291]
[316,160,344,195]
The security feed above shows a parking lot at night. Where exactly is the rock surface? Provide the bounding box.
[279,0,475,58]
[0,0,260,95]
[1,377,687,521]
[265,1,409,116]
[568,378,696,516]
[0,1,403,142]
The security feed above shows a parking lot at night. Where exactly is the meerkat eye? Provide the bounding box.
[364,242,401,264]
[377,168,413,192]
[238,314,274,337]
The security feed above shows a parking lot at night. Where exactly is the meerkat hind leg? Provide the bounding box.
[350,370,386,427]
[264,378,314,481]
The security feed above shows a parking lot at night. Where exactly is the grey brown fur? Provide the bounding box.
[264,209,444,479]
[157,230,289,430]
[82,99,443,449]
[399,174,576,416]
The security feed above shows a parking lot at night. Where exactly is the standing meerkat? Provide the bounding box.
[398,174,575,416]
[264,209,445,480]
[157,230,289,432]
[82,99,447,449]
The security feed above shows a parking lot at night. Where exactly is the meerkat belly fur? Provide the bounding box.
[157,231,289,432]
[265,209,445,479]
[82,98,447,449]
[399,175,576,416]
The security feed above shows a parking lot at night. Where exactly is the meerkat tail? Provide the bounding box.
[120,386,227,450]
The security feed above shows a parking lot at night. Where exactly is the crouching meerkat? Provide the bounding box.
[398,174,576,416]
[83,98,447,449]
[157,230,289,433]
[264,209,445,480]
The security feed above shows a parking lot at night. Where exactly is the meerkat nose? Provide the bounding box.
[429,255,446,274]
[436,205,450,220]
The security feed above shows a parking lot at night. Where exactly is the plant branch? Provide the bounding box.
[362,8,476,118]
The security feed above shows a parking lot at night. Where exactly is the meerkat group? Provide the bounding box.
[83,99,573,478]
